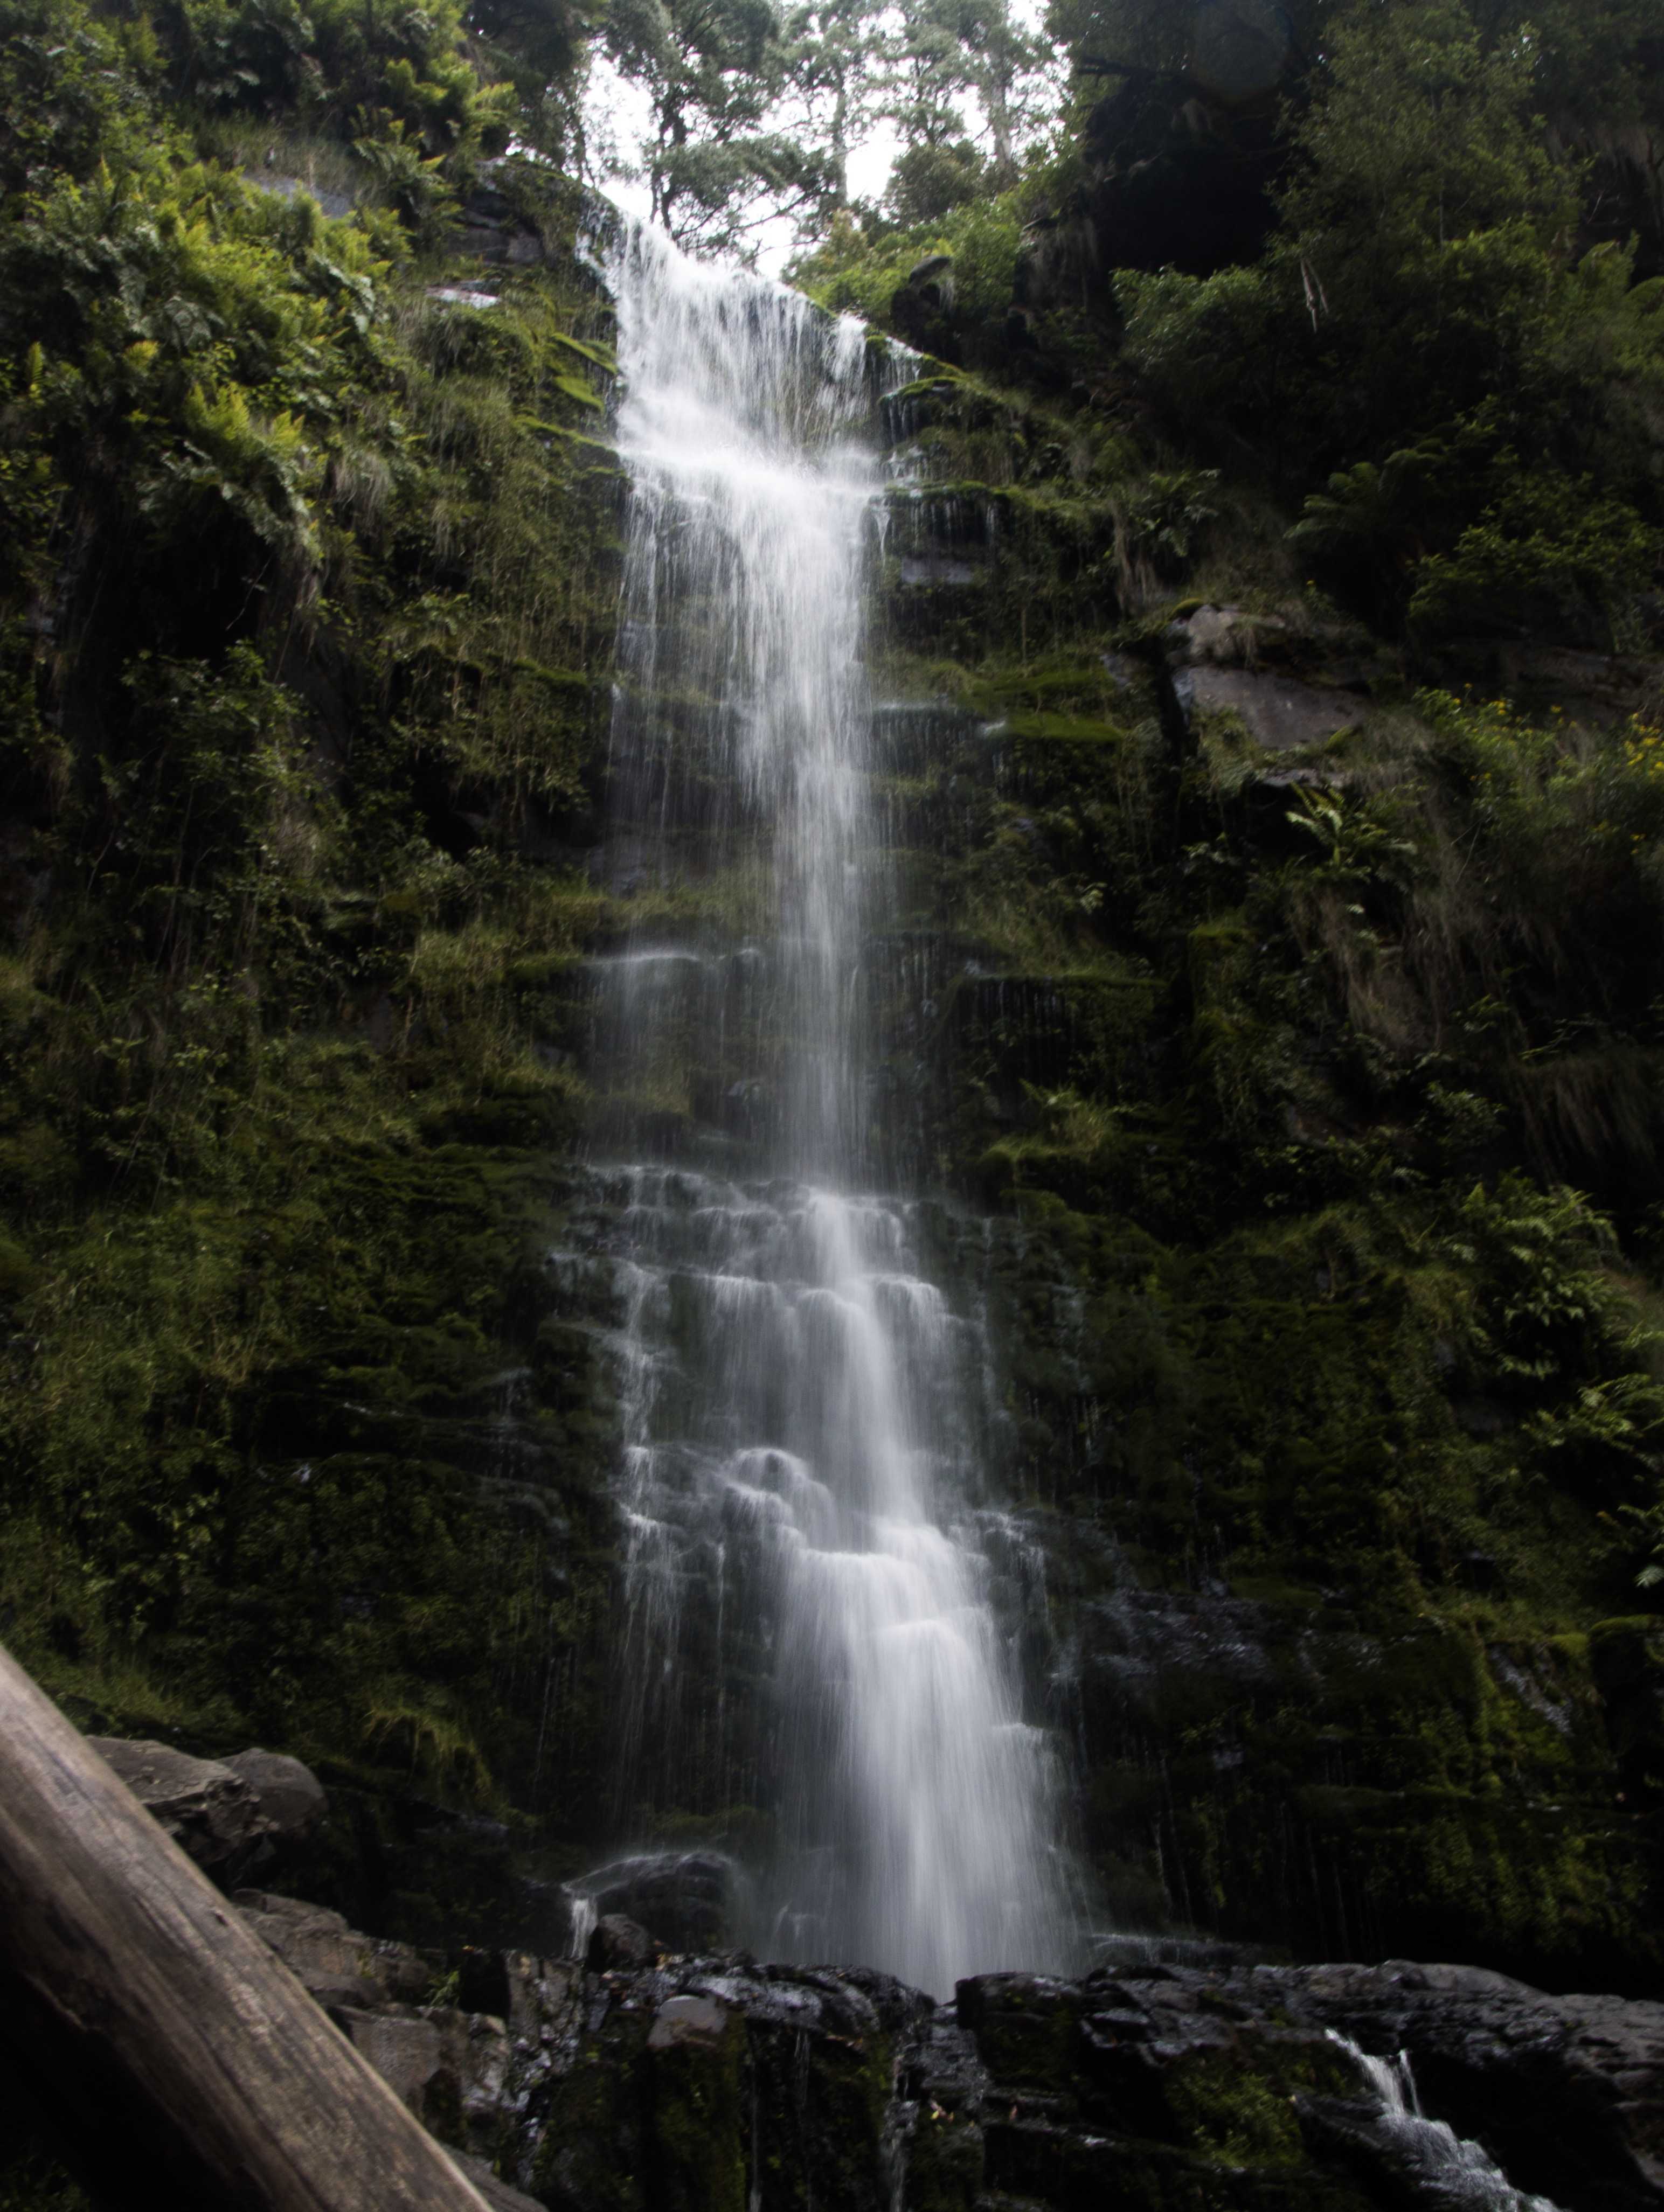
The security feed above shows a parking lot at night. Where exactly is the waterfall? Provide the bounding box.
[566,218,1080,1998]
[1329,2035,1563,2211]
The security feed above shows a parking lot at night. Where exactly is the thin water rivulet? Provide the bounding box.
[561,219,1080,1997]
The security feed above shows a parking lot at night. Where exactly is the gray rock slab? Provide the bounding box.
[90,1737,269,1872]
[223,1747,326,1842]
[647,1993,731,2050]
[1180,665,1361,749]
[234,1889,432,2004]
[586,1913,657,1971]
[452,2151,546,2212]
[1166,603,1296,667]
[335,2007,447,2111]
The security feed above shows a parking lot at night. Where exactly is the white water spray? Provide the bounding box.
[580,219,1079,1996]
[1330,2034,1563,2211]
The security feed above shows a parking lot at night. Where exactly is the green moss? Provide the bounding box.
[900,2108,983,2212]
[747,2020,896,2212]
[1003,712,1132,746]
[0,2152,87,2212]
[1165,2057,1306,2168]
[649,2012,747,2212]
[534,2012,654,2212]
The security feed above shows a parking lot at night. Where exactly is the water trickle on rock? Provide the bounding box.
[570,219,1079,1997]
[1329,2035,1564,2212]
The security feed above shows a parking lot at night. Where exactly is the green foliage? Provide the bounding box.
[594,0,1056,249]
[364,1688,495,1799]
[0,0,165,190]
[0,81,399,671]
[877,0,1054,182]
[789,182,1026,353]
[1117,468,1219,578]
[604,0,840,250]
[886,138,984,224]
[1407,469,1656,644]
[1438,1173,1628,1387]
[1117,1,1664,643]
[154,0,512,158]
[0,0,617,1843]
[1283,785,1417,897]
[791,206,927,318]
[101,647,315,976]
[1282,3,1574,260]
[1114,262,1289,427]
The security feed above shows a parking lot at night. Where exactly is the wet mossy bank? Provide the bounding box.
[0,5,636,1944]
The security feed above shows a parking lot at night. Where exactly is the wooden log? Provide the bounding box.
[0,1639,493,2212]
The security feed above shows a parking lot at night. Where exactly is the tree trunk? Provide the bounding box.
[0,1640,491,2212]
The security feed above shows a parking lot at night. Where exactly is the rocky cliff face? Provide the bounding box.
[517,392,1664,1990]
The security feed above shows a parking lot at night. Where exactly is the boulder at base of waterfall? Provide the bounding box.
[235,1889,435,2011]
[90,1737,273,1877]
[1279,1958,1664,2212]
[223,1747,328,1847]
[505,1939,1664,2212]
[562,1850,736,1953]
[587,1914,658,1971]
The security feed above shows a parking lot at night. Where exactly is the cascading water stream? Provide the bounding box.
[1329,2036,1563,2212]
[568,218,1080,1998]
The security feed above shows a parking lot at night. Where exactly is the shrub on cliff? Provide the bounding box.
[1117,0,1664,642]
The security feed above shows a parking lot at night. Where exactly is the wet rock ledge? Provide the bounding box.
[19,1745,1661,2210]
[227,1892,1663,2212]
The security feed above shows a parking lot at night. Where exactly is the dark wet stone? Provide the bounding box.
[565,1851,736,1953]
[453,2149,546,2212]
[222,1747,327,1845]
[203,1895,1664,2212]
[588,1915,658,1971]
[92,1737,271,1877]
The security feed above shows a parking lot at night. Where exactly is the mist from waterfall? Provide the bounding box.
[579,218,1080,1998]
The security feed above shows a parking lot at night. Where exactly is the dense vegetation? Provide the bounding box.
[0,0,623,1895]
[8,6,1664,2168]
[786,0,1664,1988]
